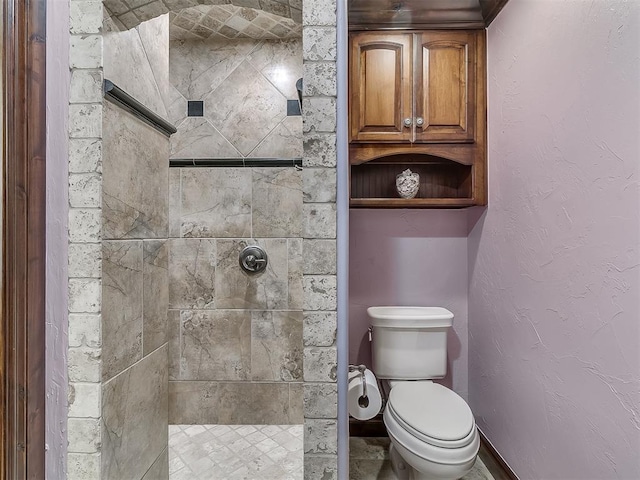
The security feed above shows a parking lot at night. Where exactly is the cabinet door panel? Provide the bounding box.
[350,33,412,142]
[415,32,476,143]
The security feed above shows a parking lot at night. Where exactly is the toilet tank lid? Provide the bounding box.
[367,306,453,328]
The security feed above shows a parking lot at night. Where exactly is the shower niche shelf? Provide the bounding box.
[350,154,478,208]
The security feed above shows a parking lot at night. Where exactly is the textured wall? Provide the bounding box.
[349,209,469,399]
[469,1,640,478]
[46,0,70,477]
[167,166,304,424]
[168,37,302,159]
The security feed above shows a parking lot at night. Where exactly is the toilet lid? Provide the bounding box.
[387,382,474,442]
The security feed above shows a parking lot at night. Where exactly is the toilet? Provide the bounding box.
[368,306,480,480]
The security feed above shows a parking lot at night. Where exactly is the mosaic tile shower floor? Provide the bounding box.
[168,426,496,480]
[169,425,303,480]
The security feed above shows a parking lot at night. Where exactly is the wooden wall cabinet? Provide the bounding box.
[349,30,487,208]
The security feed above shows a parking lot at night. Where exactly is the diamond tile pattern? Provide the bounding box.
[169,424,303,479]
[104,1,302,37]
[170,6,302,41]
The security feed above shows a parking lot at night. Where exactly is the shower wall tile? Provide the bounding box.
[69,209,102,243]
[67,418,101,453]
[289,383,304,422]
[288,238,304,309]
[215,238,289,310]
[303,383,337,418]
[102,101,169,240]
[168,238,216,309]
[251,310,303,382]
[104,20,168,119]
[70,69,103,103]
[70,1,103,35]
[170,117,240,159]
[303,275,337,311]
[167,309,181,380]
[179,310,251,381]
[204,60,286,156]
[168,381,296,425]
[68,453,100,480]
[303,168,336,203]
[179,168,251,238]
[248,116,303,159]
[69,173,101,208]
[303,311,337,347]
[302,27,336,61]
[303,347,337,383]
[68,243,102,278]
[303,203,337,239]
[304,419,338,454]
[102,345,168,480]
[302,0,336,26]
[246,38,302,98]
[102,241,143,381]
[303,132,337,167]
[252,168,302,237]
[69,138,102,174]
[143,240,169,354]
[302,97,337,133]
[169,37,302,160]
[303,62,337,97]
[69,104,102,138]
[170,38,248,101]
[141,448,169,480]
[168,169,181,238]
[302,239,336,275]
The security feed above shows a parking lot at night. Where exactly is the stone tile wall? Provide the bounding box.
[167,167,304,424]
[168,37,302,159]
[68,1,105,477]
[67,1,339,478]
[301,0,339,477]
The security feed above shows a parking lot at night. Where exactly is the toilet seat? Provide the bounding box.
[386,382,475,449]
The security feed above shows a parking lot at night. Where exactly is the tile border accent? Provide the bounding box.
[169,158,302,168]
[104,79,177,137]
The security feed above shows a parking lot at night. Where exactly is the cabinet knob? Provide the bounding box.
[403,118,412,127]
[416,117,424,127]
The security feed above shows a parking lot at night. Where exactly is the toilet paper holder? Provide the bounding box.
[349,364,369,408]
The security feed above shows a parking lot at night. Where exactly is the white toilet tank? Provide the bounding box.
[368,306,454,380]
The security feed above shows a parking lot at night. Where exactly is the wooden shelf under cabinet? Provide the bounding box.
[350,156,478,208]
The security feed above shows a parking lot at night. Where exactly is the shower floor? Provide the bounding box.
[168,424,303,480]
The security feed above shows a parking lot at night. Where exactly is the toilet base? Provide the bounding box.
[388,437,477,480]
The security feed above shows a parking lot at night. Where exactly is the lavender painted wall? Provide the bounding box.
[46,0,70,477]
[350,209,469,399]
[468,1,640,478]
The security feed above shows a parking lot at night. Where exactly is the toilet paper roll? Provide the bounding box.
[348,368,382,421]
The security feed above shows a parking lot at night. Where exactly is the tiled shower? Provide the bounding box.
[100,7,306,478]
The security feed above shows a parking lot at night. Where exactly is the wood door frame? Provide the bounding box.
[2,0,47,478]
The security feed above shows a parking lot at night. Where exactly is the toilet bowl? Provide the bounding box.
[367,306,480,480]
[383,381,479,480]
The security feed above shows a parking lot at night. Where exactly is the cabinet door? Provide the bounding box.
[350,33,413,142]
[415,31,476,143]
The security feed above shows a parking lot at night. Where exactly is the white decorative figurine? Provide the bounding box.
[396,169,420,199]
